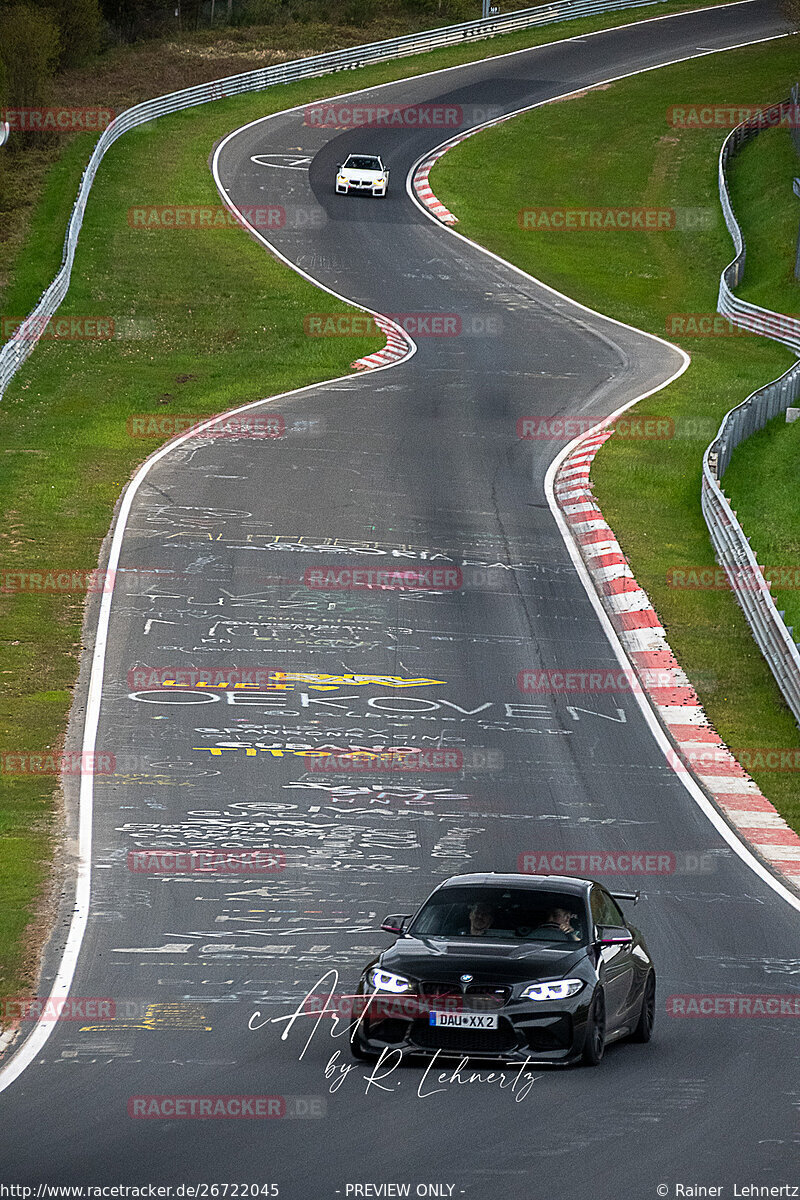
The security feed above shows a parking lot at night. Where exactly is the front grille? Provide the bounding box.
[412,1019,518,1054]
[466,985,512,1007]
[420,982,511,1010]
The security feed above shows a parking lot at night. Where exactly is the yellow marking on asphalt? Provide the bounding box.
[80,1003,211,1032]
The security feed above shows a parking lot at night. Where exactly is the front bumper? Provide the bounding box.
[336,180,387,196]
[352,990,593,1065]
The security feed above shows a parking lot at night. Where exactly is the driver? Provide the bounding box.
[467,901,495,936]
[539,907,581,942]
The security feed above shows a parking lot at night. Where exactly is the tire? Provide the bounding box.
[631,972,656,1043]
[581,989,606,1066]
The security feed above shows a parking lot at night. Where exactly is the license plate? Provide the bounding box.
[429,1011,498,1030]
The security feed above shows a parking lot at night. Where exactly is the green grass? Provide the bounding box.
[0,0,747,322]
[722,119,800,315]
[0,136,102,319]
[0,0,744,1012]
[432,36,800,831]
[724,415,800,642]
[722,125,800,642]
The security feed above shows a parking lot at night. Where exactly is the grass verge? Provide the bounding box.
[0,0,747,1014]
[0,0,747,316]
[722,124,800,645]
[431,35,800,830]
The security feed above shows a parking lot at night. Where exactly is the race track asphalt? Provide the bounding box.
[2,3,799,1194]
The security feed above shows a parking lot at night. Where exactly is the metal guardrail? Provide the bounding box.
[0,0,677,398]
[702,99,800,725]
[716,99,800,354]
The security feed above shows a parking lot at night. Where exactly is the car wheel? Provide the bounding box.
[582,989,606,1066]
[631,972,656,1043]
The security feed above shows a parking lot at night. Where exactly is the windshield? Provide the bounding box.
[409,886,588,945]
[345,156,382,170]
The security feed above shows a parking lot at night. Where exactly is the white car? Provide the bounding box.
[335,154,389,197]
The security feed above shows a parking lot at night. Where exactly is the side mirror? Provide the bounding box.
[381,914,411,935]
[598,927,633,946]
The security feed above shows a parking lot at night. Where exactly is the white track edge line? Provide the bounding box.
[403,33,800,914]
[0,3,788,1094]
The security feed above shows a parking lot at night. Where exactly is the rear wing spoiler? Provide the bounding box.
[610,890,640,906]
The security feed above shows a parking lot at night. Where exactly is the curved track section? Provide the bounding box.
[2,4,798,1194]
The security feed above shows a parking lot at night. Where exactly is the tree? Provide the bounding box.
[44,0,102,68]
[97,0,173,42]
[0,5,60,108]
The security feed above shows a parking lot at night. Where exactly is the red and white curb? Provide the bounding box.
[351,313,412,370]
[556,429,800,894]
[411,136,468,225]
[411,114,518,225]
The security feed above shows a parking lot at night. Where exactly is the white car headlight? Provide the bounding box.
[366,967,413,994]
[521,979,584,1001]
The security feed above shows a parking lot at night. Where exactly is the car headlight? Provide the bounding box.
[337,175,347,182]
[374,178,385,184]
[366,967,413,993]
[521,979,584,1001]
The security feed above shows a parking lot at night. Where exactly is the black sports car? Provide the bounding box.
[350,872,655,1066]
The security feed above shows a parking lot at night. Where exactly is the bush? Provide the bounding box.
[98,0,174,42]
[45,0,103,68]
[231,0,282,23]
[338,0,381,24]
[0,5,60,108]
